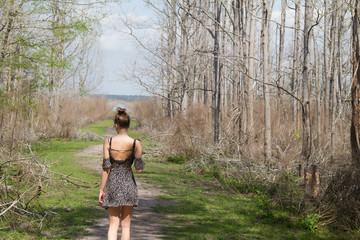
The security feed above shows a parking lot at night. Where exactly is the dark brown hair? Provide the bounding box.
[114,107,130,129]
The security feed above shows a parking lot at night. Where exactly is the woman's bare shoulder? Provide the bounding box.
[112,135,134,144]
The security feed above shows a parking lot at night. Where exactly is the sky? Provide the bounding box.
[96,0,153,96]
[95,0,287,96]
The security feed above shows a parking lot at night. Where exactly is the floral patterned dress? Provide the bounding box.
[102,138,146,207]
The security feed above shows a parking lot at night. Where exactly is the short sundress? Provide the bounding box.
[102,138,146,208]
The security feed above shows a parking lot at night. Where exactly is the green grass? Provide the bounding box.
[1,119,356,239]
[135,144,354,239]
[81,119,113,136]
[0,120,113,240]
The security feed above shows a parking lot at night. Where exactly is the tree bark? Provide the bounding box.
[301,0,313,174]
[351,0,360,165]
[329,0,339,159]
[276,0,286,108]
[247,0,257,141]
[213,0,222,143]
[291,0,301,131]
[262,0,271,161]
[323,0,329,135]
[313,33,321,149]
[167,0,177,118]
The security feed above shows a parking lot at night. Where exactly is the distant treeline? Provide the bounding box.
[93,94,151,102]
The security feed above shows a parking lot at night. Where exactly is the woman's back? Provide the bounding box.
[109,135,134,161]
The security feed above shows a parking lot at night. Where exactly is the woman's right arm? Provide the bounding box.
[99,139,110,205]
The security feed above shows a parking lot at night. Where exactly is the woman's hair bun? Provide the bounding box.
[114,107,130,128]
[116,107,126,114]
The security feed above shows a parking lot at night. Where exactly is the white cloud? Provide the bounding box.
[99,12,157,52]
[101,13,152,31]
[99,32,134,51]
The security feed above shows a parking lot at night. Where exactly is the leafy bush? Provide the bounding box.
[299,213,321,232]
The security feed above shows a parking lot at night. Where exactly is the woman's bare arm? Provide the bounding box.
[99,139,110,205]
[134,140,144,173]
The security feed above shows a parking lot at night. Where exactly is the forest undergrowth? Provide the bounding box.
[130,98,360,237]
[0,96,113,237]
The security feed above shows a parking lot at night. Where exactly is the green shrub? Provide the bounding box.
[299,213,321,232]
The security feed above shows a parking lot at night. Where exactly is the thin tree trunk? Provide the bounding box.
[262,0,271,161]
[329,0,339,159]
[233,0,241,107]
[276,0,286,107]
[247,0,257,141]
[213,0,222,143]
[167,0,177,118]
[301,0,313,175]
[323,0,331,135]
[313,33,321,149]
[292,0,300,131]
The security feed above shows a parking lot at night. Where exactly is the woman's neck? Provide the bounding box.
[116,128,128,136]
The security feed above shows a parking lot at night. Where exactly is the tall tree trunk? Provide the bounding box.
[167,0,177,118]
[233,0,241,108]
[323,0,331,136]
[262,0,271,161]
[213,0,222,143]
[276,0,286,107]
[301,0,313,175]
[179,1,189,111]
[329,0,339,159]
[351,0,360,165]
[247,0,257,141]
[313,33,321,149]
[292,0,301,131]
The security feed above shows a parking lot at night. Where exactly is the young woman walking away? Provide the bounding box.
[98,108,146,240]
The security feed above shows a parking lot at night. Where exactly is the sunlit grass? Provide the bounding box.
[136,146,352,240]
[0,121,113,239]
[81,119,113,136]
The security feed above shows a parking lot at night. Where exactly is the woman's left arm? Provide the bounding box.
[134,140,145,173]
[99,139,111,205]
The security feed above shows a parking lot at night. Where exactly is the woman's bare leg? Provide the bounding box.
[108,207,121,240]
[120,206,133,240]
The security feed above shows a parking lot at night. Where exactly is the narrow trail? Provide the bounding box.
[76,127,170,240]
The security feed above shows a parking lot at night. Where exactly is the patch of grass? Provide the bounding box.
[135,147,353,239]
[81,119,113,137]
[167,156,188,164]
[0,121,114,239]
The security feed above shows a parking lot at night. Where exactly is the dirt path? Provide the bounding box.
[76,127,171,240]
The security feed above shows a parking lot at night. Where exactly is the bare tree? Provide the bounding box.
[213,0,222,143]
[247,0,258,142]
[292,0,301,131]
[261,0,271,161]
[276,0,286,107]
[301,0,314,175]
